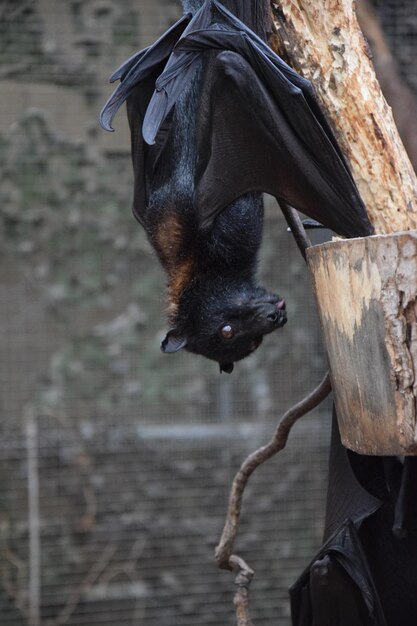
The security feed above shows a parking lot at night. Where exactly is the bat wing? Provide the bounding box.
[99,13,190,132]
[290,522,386,626]
[99,14,191,225]
[142,0,373,238]
[290,412,387,626]
[194,51,371,237]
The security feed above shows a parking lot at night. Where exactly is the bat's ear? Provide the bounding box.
[161,330,188,353]
[219,362,234,374]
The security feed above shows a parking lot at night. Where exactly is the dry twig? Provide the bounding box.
[215,371,331,569]
[215,371,332,622]
[230,555,255,626]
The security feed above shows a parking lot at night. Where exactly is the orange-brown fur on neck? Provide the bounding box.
[166,257,195,320]
[152,212,196,320]
[152,213,183,267]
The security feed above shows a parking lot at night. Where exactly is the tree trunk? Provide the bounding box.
[270,0,417,234]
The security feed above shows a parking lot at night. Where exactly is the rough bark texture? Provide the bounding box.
[307,232,417,455]
[270,0,417,234]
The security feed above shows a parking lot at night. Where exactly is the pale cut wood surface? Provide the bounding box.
[270,0,417,234]
[307,232,417,455]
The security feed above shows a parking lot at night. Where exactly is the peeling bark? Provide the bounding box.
[270,0,417,234]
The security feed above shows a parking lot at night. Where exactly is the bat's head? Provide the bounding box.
[161,283,287,372]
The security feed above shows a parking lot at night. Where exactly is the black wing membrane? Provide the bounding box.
[194,50,369,235]
[290,411,387,626]
[100,13,192,226]
[290,523,386,626]
[99,13,191,132]
[141,1,373,237]
[100,0,373,237]
[292,411,417,626]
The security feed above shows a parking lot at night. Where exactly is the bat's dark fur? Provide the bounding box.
[126,1,286,373]
[101,0,372,372]
[155,189,287,374]
[145,98,286,373]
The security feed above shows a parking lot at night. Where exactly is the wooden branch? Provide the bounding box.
[215,371,331,570]
[214,373,331,626]
[230,555,255,626]
[215,373,331,625]
[270,0,417,233]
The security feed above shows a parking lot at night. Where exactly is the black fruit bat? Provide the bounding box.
[291,412,417,626]
[100,0,373,373]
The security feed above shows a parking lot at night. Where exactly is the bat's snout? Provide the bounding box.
[262,300,287,328]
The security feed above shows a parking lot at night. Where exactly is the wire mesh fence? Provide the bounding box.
[0,1,415,625]
[374,0,417,93]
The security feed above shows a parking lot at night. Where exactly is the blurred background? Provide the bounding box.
[0,1,415,625]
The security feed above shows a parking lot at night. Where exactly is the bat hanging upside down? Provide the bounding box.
[100,0,372,373]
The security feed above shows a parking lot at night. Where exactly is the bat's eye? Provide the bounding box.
[220,324,234,340]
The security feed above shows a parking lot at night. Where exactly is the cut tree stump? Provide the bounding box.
[307,232,417,455]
